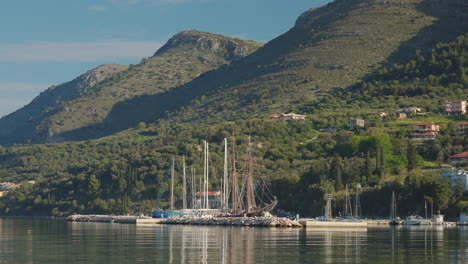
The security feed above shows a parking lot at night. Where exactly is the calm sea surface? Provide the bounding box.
[0,218,466,263]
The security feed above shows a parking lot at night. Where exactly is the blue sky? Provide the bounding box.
[0,0,331,117]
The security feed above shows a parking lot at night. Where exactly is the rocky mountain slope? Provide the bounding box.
[54,0,467,142]
[129,0,467,125]
[0,31,261,145]
[0,64,128,145]
[1,0,467,145]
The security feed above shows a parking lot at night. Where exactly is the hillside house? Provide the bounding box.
[0,182,19,191]
[444,100,467,115]
[269,113,306,120]
[375,112,388,119]
[397,107,422,114]
[411,122,439,140]
[456,122,468,136]
[396,112,407,119]
[449,152,468,165]
[441,169,468,191]
[349,118,365,130]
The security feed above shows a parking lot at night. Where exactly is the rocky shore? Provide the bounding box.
[161,216,303,228]
[65,214,151,223]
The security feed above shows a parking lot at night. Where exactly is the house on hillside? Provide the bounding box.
[411,122,439,140]
[441,169,468,191]
[449,152,468,165]
[349,118,365,130]
[269,113,306,120]
[397,107,422,114]
[444,100,467,115]
[0,182,19,191]
[456,122,468,136]
[396,112,407,119]
[375,112,388,119]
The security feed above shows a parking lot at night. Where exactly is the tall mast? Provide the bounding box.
[203,141,210,209]
[170,155,175,211]
[207,141,210,209]
[191,166,195,209]
[390,191,396,219]
[246,136,253,213]
[182,155,187,210]
[203,141,206,209]
[354,186,360,218]
[344,185,349,217]
[231,136,237,213]
[223,138,229,210]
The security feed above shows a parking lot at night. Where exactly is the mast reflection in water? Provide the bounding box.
[0,219,466,263]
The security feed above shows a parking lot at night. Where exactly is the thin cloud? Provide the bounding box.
[106,0,209,6]
[0,83,49,93]
[88,5,109,11]
[0,41,164,62]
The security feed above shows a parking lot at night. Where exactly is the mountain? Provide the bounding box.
[0,31,261,145]
[125,0,467,125]
[0,64,128,144]
[2,0,466,145]
[0,0,466,146]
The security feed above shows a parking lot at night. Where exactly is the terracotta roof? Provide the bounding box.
[449,152,468,159]
[457,122,468,125]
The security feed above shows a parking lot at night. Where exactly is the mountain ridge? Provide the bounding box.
[0,31,261,145]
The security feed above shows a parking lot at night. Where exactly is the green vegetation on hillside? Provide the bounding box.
[0,0,467,219]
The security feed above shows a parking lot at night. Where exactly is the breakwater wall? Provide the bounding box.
[161,216,303,227]
[65,214,162,224]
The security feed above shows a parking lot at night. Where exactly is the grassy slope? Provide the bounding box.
[149,0,467,125]
[0,31,261,145]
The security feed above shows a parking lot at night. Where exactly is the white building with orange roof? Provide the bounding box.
[411,122,439,140]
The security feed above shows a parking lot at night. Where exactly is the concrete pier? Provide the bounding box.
[299,219,368,228]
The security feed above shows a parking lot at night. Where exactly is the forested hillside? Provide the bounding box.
[0,0,467,218]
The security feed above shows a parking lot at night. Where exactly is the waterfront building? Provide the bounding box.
[449,152,468,165]
[194,191,223,209]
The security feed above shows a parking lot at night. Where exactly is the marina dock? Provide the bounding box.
[299,219,368,228]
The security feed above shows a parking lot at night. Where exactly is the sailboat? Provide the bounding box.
[229,136,278,217]
[389,191,401,225]
[151,156,183,218]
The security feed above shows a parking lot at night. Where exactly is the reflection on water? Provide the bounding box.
[0,218,467,263]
